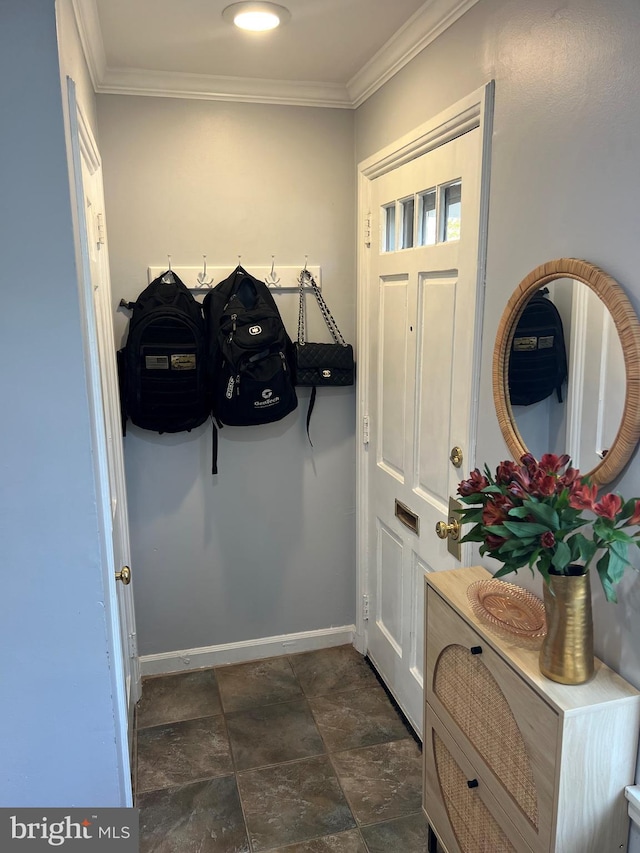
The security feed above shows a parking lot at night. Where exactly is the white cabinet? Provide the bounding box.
[423,566,640,853]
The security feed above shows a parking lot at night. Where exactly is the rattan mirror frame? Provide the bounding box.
[493,258,640,485]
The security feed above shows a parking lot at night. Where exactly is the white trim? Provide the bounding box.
[70,0,106,91]
[139,625,357,676]
[96,66,353,109]
[626,786,640,828]
[72,0,479,109]
[347,0,481,108]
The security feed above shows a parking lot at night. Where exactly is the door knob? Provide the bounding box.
[450,446,463,468]
[435,519,460,541]
[116,566,131,585]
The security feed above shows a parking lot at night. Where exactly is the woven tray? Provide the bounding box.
[467,578,547,644]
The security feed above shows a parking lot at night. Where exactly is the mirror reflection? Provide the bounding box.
[509,279,626,473]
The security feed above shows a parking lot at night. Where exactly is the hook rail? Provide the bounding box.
[147,264,322,293]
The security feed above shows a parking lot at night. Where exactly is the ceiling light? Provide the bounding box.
[222,3,291,32]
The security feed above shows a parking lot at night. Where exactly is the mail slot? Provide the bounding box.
[395,499,419,535]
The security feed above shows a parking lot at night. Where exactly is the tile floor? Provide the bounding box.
[135,644,437,852]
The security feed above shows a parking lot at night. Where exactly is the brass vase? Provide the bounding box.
[539,568,594,684]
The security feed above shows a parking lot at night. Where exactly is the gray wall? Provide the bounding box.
[0,0,124,805]
[97,96,356,656]
[356,0,640,705]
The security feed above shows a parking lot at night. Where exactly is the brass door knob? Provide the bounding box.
[435,519,460,541]
[450,446,463,468]
[116,566,131,585]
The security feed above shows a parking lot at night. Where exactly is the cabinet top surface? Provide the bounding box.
[426,566,640,712]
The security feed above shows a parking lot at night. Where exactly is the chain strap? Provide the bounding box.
[297,269,348,347]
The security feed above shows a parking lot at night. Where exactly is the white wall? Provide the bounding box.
[0,0,124,805]
[96,95,356,657]
[356,0,640,827]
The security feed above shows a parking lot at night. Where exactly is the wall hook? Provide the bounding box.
[161,255,175,283]
[265,255,281,286]
[196,255,214,287]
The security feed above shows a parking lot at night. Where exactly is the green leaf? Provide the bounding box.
[493,564,518,579]
[551,540,571,572]
[508,506,532,519]
[569,533,597,565]
[457,508,484,524]
[611,539,629,562]
[596,553,618,603]
[460,528,487,544]
[502,520,550,538]
[522,500,560,529]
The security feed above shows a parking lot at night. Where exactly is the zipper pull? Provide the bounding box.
[236,374,241,395]
[280,351,288,372]
[228,313,238,342]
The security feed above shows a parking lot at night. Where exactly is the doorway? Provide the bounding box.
[356,84,494,732]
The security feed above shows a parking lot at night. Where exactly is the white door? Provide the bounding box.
[67,81,141,799]
[358,87,493,733]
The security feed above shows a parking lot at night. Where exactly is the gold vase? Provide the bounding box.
[539,569,594,684]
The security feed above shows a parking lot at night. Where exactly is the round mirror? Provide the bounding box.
[493,258,640,484]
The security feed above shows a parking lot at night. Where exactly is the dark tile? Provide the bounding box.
[309,685,410,752]
[270,829,367,852]
[138,776,249,853]
[227,699,325,771]
[289,646,377,698]
[137,669,222,728]
[330,739,423,825]
[216,657,303,712]
[360,813,431,853]
[237,755,356,851]
[137,716,233,793]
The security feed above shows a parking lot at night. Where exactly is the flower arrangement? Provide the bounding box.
[457,453,640,602]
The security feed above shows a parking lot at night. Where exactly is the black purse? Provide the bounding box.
[294,268,354,442]
[294,269,354,387]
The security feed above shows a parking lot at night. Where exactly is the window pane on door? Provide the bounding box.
[400,197,415,249]
[383,203,396,252]
[418,191,436,246]
[443,182,462,242]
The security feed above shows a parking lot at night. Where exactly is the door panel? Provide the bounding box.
[68,83,141,795]
[364,126,484,733]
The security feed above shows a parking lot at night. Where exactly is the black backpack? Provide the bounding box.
[203,266,297,429]
[119,271,210,433]
[508,291,568,406]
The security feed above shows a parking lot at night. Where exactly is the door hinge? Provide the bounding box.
[362,594,370,621]
[128,632,138,659]
[364,212,372,248]
[362,415,370,446]
[96,212,105,247]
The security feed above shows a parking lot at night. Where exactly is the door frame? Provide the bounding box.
[355,83,495,655]
[66,78,139,804]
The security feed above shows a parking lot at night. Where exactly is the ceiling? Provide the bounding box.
[72,0,479,108]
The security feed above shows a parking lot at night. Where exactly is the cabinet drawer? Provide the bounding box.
[424,705,532,853]
[426,587,557,851]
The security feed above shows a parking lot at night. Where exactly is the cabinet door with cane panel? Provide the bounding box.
[423,566,640,853]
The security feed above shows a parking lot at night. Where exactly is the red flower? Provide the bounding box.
[593,493,623,520]
[457,468,489,496]
[534,473,558,497]
[540,531,556,548]
[485,533,507,550]
[539,453,570,474]
[569,483,598,511]
[495,460,519,485]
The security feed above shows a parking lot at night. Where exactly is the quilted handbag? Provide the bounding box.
[294,269,355,388]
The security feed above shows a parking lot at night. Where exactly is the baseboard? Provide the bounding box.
[139,625,357,677]
[626,786,640,828]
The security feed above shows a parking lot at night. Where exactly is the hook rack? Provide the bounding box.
[147,262,322,293]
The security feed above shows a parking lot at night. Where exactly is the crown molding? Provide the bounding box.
[95,66,353,108]
[347,0,481,108]
[72,0,479,109]
[71,0,106,90]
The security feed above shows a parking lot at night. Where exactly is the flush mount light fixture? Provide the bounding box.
[222,2,291,32]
